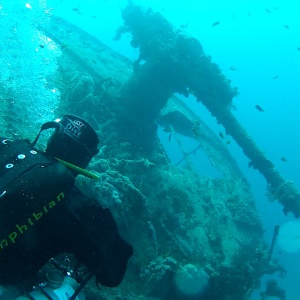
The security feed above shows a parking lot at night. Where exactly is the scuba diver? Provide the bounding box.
[0,115,133,299]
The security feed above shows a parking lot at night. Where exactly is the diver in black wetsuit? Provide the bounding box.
[0,115,133,296]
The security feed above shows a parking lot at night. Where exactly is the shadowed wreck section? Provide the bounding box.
[1,2,296,299]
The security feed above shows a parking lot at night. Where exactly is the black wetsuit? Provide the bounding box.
[0,138,133,287]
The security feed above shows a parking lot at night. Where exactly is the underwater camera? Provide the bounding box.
[16,274,85,300]
[16,255,91,300]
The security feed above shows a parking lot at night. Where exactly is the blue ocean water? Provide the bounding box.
[2,0,300,299]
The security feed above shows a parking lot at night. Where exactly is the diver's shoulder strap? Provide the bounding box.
[0,138,57,194]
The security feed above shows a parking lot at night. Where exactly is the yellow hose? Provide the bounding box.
[55,157,100,180]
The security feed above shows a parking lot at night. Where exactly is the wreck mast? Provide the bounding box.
[120,3,300,218]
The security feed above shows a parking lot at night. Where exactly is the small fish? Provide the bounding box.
[226,140,231,145]
[280,156,287,162]
[180,22,188,29]
[219,132,224,139]
[212,21,220,27]
[168,133,172,141]
[248,11,252,17]
[163,126,171,133]
[39,44,45,48]
[138,180,143,190]
[230,66,236,71]
[272,75,279,80]
[265,9,271,13]
[192,124,200,139]
[209,157,216,167]
[255,104,264,112]
[283,25,290,29]
[72,7,80,12]
[60,44,68,50]
[297,47,300,51]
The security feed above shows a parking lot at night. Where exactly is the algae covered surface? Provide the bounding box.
[0,2,288,300]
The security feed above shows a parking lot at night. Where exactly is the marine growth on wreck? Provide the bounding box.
[0,1,298,300]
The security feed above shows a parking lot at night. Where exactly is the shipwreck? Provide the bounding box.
[1,2,298,300]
